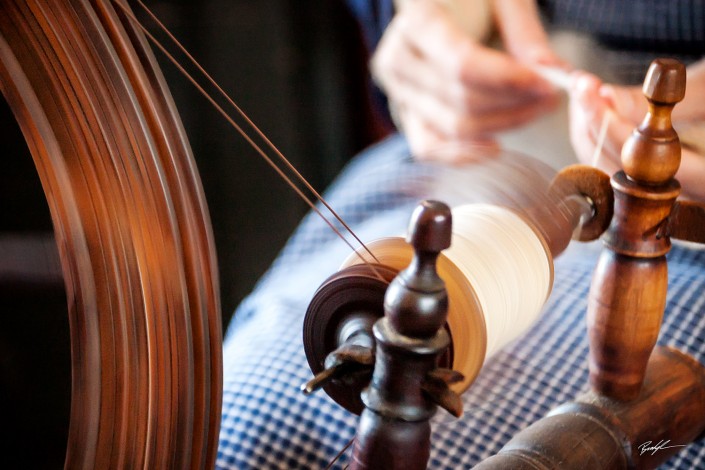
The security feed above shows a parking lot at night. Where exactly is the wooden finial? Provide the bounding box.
[389,200,452,338]
[642,58,686,104]
[405,200,452,253]
[621,58,685,184]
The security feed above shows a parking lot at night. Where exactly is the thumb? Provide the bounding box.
[599,84,646,124]
[492,0,559,65]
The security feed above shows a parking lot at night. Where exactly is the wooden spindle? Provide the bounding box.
[587,58,686,400]
[350,200,462,470]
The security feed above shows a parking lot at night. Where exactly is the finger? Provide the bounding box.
[453,96,559,134]
[370,16,413,92]
[569,72,615,168]
[375,35,557,115]
[492,0,559,65]
[600,64,705,124]
[600,110,634,163]
[676,147,705,201]
[674,60,705,121]
[570,73,638,174]
[399,0,556,98]
[599,84,646,124]
[395,77,557,138]
[400,108,447,159]
[381,53,558,139]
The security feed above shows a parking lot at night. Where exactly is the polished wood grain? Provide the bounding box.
[472,57,705,470]
[588,58,685,400]
[350,201,461,470]
[0,1,221,468]
[473,346,705,470]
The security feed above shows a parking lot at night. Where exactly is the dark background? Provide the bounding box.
[148,0,382,328]
[0,1,381,467]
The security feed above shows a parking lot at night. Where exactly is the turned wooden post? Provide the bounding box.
[473,58,705,470]
[350,200,462,470]
[587,59,686,400]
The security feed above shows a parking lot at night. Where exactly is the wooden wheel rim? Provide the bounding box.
[0,1,222,468]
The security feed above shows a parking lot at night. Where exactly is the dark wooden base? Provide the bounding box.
[474,346,705,469]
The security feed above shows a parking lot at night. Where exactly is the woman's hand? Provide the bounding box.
[569,63,705,201]
[568,73,631,177]
[371,0,563,161]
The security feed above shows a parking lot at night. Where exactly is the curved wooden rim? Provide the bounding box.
[0,1,222,468]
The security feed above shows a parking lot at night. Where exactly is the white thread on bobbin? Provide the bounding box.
[447,204,553,358]
[341,203,554,392]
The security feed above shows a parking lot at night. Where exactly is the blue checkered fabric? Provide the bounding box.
[217,134,705,469]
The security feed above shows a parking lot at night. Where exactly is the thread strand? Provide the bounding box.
[111,0,382,274]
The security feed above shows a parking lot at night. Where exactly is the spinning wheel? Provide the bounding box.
[300,59,705,469]
[2,1,705,470]
[0,1,220,468]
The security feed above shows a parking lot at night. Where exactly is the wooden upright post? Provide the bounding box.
[474,59,705,470]
[587,59,686,400]
[350,200,462,470]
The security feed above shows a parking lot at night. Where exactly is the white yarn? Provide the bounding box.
[447,204,553,358]
[341,203,553,392]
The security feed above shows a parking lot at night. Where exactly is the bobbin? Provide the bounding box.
[302,160,614,414]
[338,203,555,393]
